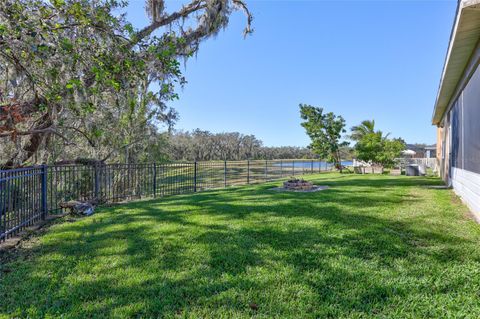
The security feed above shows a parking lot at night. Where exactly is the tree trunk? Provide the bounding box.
[2,112,53,169]
[335,150,342,173]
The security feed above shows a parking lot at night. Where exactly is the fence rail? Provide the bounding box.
[394,158,438,170]
[0,159,333,242]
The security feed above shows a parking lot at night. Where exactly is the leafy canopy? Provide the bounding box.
[0,0,252,167]
[299,104,348,168]
[352,120,405,167]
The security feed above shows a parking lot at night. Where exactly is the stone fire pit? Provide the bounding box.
[283,178,314,190]
[270,178,329,193]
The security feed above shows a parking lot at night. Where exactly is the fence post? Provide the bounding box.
[194,161,197,192]
[94,164,100,199]
[311,160,313,174]
[265,160,268,180]
[153,163,157,198]
[41,165,48,220]
[224,160,227,188]
[247,160,250,184]
[292,160,295,176]
[280,160,283,178]
[318,160,321,173]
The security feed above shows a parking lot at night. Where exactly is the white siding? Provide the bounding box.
[451,167,480,220]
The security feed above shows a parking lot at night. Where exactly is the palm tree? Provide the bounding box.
[350,119,391,141]
[349,120,376,141]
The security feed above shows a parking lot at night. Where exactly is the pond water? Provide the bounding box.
[274,161,353,168]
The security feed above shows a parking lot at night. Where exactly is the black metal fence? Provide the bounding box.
[0,159,332,242]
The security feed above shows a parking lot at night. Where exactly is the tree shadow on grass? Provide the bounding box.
[1,174,479,317]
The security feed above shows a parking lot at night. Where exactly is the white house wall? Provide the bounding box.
[452,167,480,220]
[443,58,480,220]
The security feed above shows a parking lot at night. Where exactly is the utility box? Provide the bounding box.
[406,164,419,176]
[418,164,426,176]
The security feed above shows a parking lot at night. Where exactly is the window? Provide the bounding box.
[462,65,480,174]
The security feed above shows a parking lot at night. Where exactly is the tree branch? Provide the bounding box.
[134,0,206,44]
[0,127,72,144]
[63,126,96,147]
[100,138,144,162]
[232,0,253,37]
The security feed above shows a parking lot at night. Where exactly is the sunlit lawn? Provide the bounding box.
[2,173,480,318]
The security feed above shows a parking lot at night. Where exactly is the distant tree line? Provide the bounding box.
[166,129,350,161]
[168,130,262,161]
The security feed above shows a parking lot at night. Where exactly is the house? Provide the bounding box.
[404,144,436,158]
[432,0,480,218]
[424,145,436,159]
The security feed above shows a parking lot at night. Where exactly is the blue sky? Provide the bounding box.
[126,0,457,147]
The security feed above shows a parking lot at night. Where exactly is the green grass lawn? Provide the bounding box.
[2,173,480,318]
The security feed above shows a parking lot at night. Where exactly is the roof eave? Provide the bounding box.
[432,1,480,125]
